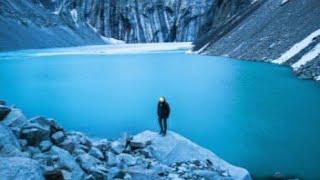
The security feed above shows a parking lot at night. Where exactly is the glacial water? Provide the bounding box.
[1,51,320,179]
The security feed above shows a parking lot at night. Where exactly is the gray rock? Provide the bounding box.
[0,106,11,121]
[93,139,110,152]
[111,141,125,154]
[58,138,76,154]
[132,131,251,180]
[0,123,22,156]
[50,146,85,179]
[51,131,65,145]
[66,131,92,151]
[19,139,28,149]
[116,153,137,166]
[124,173,132,180]
[26,146,41,157]
[76,153,107,178]
[39,140,52,152]
[168,173,182,180]
[194,169,220,179]
[107,151,117,166]
[125,165,161,180]
[0,157,44,180]
[21,116,53,146]
[1,108,27,128]
[89,147,104,160]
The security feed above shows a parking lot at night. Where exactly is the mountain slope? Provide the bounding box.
[0,0,105,51]
[196,0,320,80]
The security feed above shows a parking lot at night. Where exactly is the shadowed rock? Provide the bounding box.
[0,106,11,121]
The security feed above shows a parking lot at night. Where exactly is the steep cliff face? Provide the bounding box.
[197,0,320,81]
[0,0,105,51]
[193,0,254,50]
[40,0,213,43]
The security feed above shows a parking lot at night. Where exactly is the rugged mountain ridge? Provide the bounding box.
[196,0,320,81]
[39,0,214,43]
[1,0,253,51]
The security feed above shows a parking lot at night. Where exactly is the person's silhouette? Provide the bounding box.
[157,97,170,136]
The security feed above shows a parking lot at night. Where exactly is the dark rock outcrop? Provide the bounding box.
[0,106,11,121]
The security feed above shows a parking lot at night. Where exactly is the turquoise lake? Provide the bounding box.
[1,51,320,179]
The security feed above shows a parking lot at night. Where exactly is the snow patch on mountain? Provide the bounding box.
[292,43,320,70]
[0,43,192,59]
[273,29,320,65]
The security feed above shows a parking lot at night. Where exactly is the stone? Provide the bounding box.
[49,146,85,179]
[124,173,132,180]
[168,173,182,180]
[0,106,11,121]
[132,131,251,180]
[194,170,220,180]
[26,146,41,157]
[21,117,52,146]
[93,139,110,152]
[116,153,137,166]
[51,131,65,145]
[21,127,50,146]
[58,138,76,154]
[85,174,95,180]
[130,139,152,150]
[1,108,27,128]
[0,123,22,156]
[125,166,161,180]
[107,151,117,166]
[19,139,28,148]
[39,140,52,152]
[0,100,6,105]
[10,127,21,138]
[66,131,92,150]
[0,157,44,180]
[47,118,64,134]
[77,154,107,178]
[89,147,104,160]
[111,141,125,154]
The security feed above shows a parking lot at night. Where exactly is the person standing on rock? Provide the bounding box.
[157,96,170,136]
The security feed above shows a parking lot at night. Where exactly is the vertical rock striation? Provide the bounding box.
[40,0,213,43]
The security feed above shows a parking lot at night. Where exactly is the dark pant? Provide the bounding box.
[158,117,167,134]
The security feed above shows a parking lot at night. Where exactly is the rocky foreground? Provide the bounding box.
[0,101,251,180]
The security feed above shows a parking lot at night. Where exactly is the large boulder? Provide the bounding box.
[0,123,22,156]
[0,106,11,121]
[20,117,52,146]
[0,157,44,180]
[132,131,251,180]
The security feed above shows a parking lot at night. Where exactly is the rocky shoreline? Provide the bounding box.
[0,101,250,180]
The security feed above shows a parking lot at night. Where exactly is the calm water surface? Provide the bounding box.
[1,51,320,179]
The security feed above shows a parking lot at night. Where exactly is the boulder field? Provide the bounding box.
[0,101,251,180]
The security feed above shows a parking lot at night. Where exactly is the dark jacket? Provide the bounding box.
[157,101,170,119]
